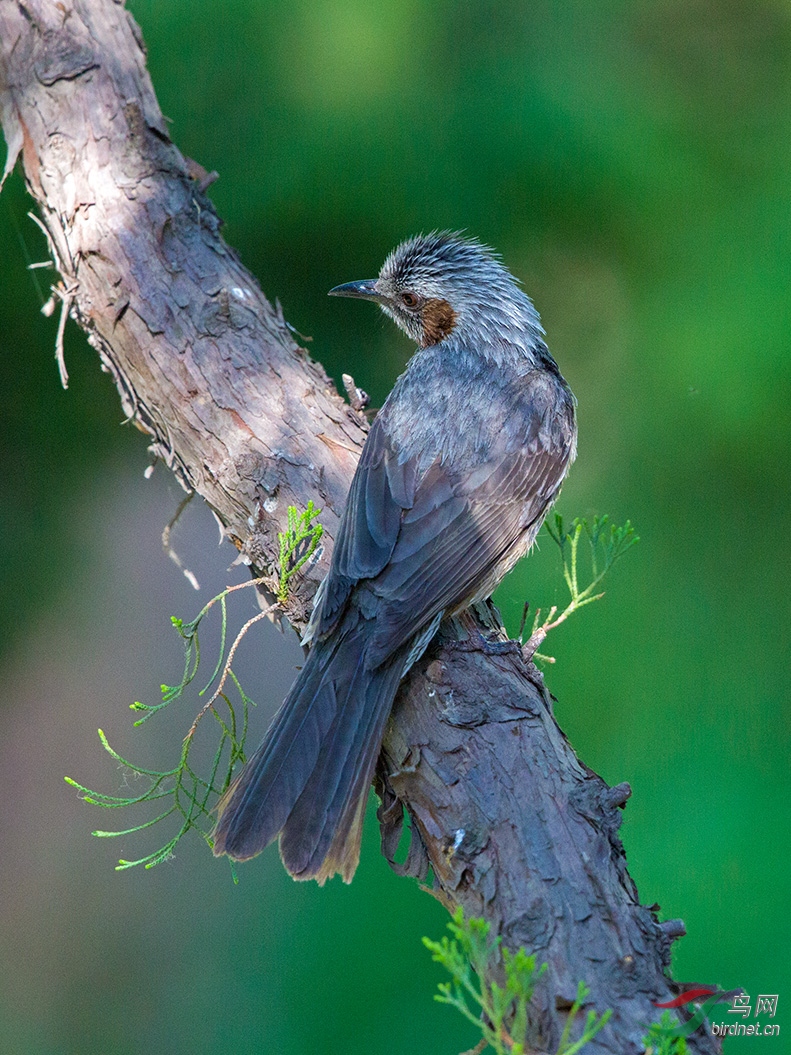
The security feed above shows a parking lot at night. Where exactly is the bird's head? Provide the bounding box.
[329,231,541,349]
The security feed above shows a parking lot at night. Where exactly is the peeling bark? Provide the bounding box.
[0,3,720,1052]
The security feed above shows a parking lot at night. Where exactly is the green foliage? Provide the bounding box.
[277,500,324,603]
[642,1014,690,1054]
[523,514,638,662]
[64,578,268,873]
[423,909,611,1055]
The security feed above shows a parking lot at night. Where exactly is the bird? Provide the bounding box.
[212,231,577,884]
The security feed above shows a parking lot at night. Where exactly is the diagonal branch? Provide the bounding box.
[0,3,719,1052]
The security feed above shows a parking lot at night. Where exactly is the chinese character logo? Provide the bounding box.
[727,993,752,1018]
[756,995,779,1018]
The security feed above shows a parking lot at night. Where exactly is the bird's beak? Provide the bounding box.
[328,279,382,302]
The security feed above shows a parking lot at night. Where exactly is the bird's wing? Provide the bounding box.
[315,368,575,661]
[365,423,572,665]
[314,411,419,636]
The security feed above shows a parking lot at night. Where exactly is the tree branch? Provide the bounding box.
[0,3,719,1052]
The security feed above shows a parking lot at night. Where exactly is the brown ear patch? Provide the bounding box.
[421,297,458,346]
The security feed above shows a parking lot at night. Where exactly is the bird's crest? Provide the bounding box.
[381,230,507,289]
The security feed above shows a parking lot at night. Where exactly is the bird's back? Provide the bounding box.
[381,332,575,470]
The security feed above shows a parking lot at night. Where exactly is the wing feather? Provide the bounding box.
[315,366,575,661]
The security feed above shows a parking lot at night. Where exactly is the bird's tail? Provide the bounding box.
[212,623,405,884]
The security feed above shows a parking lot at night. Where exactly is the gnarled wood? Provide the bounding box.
[0,3,719,1051]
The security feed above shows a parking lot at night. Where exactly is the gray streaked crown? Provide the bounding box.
[380,231,504,288]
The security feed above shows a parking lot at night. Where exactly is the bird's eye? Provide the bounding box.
[400,292,420,309]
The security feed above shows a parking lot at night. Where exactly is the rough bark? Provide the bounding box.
[0,3,719,1052]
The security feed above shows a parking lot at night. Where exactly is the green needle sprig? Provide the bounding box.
[522,513,638,662]
[423,909,611,1054]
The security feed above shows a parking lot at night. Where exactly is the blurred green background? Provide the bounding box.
[1,1,789,1052]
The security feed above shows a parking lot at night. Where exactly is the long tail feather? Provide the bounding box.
[279,656,405,882]
[213,622,406,882]
[212,630,347,861]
